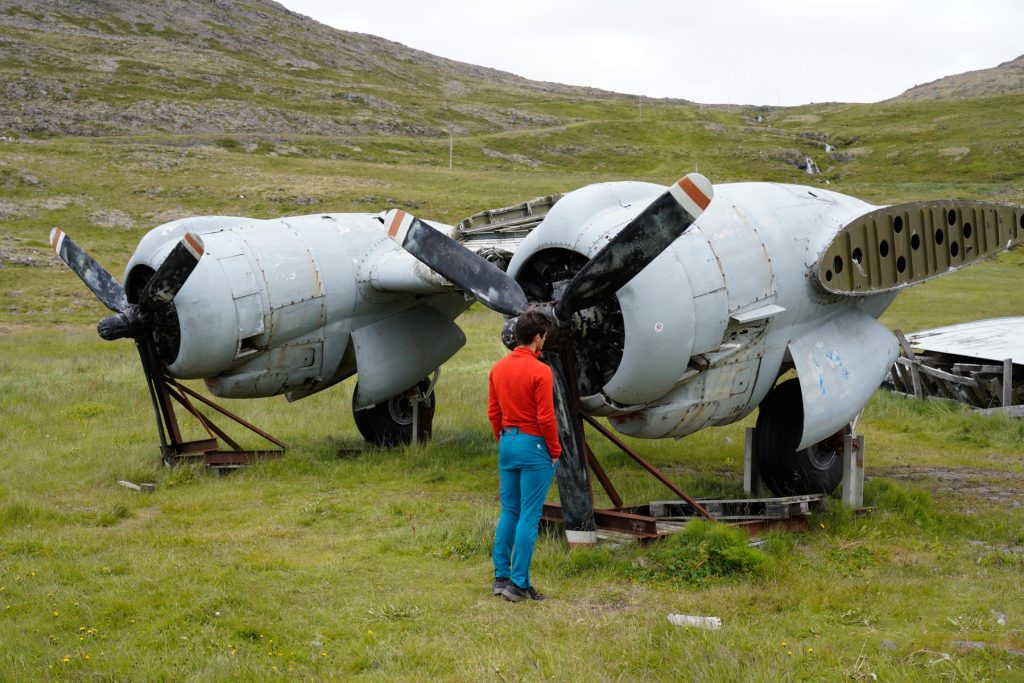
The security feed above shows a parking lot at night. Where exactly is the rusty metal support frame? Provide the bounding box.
[580,414,714,521]
[543,347,713,543]
[541,496,821,543]
[544,348,712,544]
[543,502,659,540]
[137,338,285,468]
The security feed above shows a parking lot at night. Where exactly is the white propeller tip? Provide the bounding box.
[49,228,65,253]
[182,231,204,260]
[382,208,415,245]
[669,173,714,218]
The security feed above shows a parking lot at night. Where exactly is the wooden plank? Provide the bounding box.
[891,361,912,393]
[976,405,1024,418]
[917,363,982,387]
[964,379,993,408]
[953,363,1006,374]
[894,330,922,398]
[1004,358,1014,407]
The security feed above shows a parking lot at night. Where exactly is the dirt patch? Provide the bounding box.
[579,585,641,615]
[939,146,971,160]
[146,208,193,225]
[0,246,62,268]
[0,199,29,219]
[871,465,1024,510]
[90,209,134,229]
[481,148,541,168]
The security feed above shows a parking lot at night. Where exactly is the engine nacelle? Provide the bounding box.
[512,180,902,444]
[126,213,467,400]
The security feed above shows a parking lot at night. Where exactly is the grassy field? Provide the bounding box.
[2,99,1024,679]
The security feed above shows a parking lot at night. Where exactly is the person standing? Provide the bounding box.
[487,308,562,602]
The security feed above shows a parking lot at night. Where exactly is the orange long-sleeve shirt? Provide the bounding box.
[487,346,562,460]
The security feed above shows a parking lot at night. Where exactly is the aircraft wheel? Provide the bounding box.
[753,378,846,496]
[353,379,436,446]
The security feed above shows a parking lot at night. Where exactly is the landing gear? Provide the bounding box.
[753,378,847,496]
[352,377,436,446]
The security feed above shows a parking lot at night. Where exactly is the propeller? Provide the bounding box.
[50,228,205,343]
[381,173,714,542]
[51,227,206,457]
[382,173,712,324]
[381,210,528,316]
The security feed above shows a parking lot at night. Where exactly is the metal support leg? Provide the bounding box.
[841,434,865,508]
[743,427,768,497]
[410,370,438,446]
[411,399,420,446]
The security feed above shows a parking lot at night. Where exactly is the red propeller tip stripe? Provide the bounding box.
[183,232,204,258]
[387,210,407,238]
[677,176,711,211]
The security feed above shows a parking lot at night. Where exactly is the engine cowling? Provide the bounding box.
[507,182,699,412]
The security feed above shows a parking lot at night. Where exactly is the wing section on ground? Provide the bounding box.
[907,316,1024,364]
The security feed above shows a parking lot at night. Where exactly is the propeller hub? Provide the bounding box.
[500,317,518,351]
[97,307,141,341]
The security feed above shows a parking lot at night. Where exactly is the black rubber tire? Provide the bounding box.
[753,378,846,496]
[352,379,436,447]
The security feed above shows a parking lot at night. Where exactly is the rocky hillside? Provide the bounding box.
[893,54,1024,101]
[0,0,637,137]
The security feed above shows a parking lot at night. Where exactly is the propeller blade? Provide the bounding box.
[381,209,528,317]
[49,228,128,313]
[546,351,597,545]
[553,173,713,321]
[138,232,205,310]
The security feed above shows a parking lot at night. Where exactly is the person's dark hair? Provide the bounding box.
[514,308,552,346]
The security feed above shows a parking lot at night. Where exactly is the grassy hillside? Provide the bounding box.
[1,2,1024,680]
[894,54,1024,101]
[0,0,636,139]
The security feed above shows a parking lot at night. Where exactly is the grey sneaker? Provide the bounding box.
[501,583,545,602]
[492,577,510,595]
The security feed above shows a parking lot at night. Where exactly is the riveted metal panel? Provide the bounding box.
[234,293,265,342]
[207,341,323,398]
[219,253,261,298]
[671,229,728,354]
[703,202,775,316]
[241,222,324,310]
[268,296,326,347]
[352,305,466,408]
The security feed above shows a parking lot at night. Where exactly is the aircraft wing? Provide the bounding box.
[817,200,1022,294]
[454,193,565,267]
[368,198,563,296]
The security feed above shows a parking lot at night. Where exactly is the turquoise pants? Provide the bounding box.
[492,427,557,589]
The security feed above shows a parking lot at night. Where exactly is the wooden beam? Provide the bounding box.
[1003,358,1014,407]
[894,330,922,398]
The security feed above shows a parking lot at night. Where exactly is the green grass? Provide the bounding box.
[2,14,1024,674]
[2,301,1024,680]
